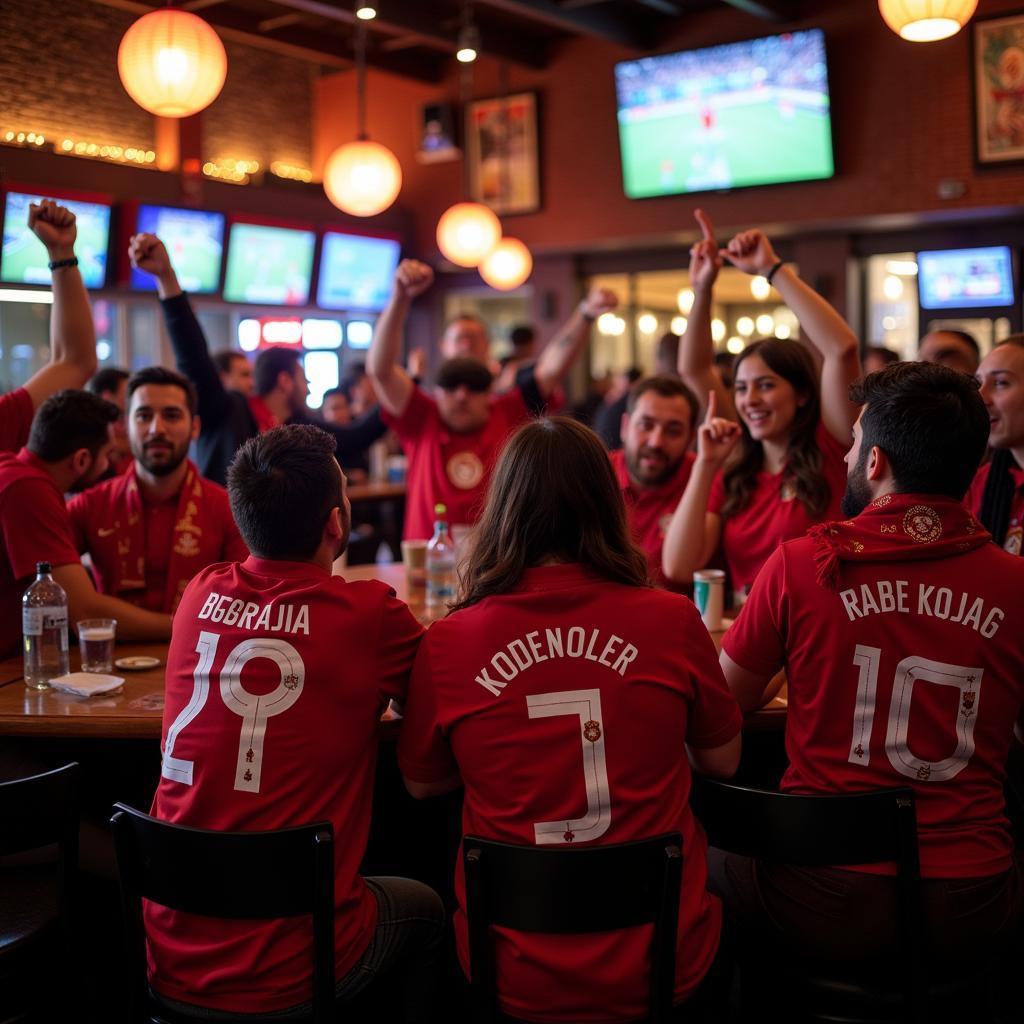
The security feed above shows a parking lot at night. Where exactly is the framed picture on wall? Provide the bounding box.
[466,92,541,215]
[973,11,1024,165]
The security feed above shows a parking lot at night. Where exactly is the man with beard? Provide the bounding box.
[715,362,1024,966]
[609,376,699,588]
[68,367,247,613]
[0,390,172,657]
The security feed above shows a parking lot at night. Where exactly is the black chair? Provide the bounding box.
[110,803,335,1024]
[0,762,80,1022]
[463,832,682,1024]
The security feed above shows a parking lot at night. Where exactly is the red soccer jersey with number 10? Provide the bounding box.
[723,532,1024,879]
[148,556,423,1013]
[398,565,742,1023]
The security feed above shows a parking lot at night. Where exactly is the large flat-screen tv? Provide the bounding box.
[614,28,834,198]
[1,188,112,287]
[131,204,225,294]
[917,246,1015,310]
[223,220,316,306]
[317,231,400,312]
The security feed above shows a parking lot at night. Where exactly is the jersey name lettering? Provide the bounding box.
[839,580,1003,638]
[197,590,310,635]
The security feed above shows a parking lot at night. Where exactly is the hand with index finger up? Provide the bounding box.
[689,208,721,293]
[696,389,742,467]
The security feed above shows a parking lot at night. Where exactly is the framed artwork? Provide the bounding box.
[973,11,1024,165]
[466,92,541,215]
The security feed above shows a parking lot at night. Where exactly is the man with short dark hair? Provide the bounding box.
[717,361,1024,962]
[918,328,980,375]
[87,366,132,477]
[148,424,441,1019]
[0,390,172,656]
[211,350,254,396]
[68,367,247,613]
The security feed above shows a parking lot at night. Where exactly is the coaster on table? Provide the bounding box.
[115,656,160,671]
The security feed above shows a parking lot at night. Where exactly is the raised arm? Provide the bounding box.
[368,260,433,417]
[21,202,98,409]
[722,230,861,444]
[52,563,172,642]
[533,287,618,398]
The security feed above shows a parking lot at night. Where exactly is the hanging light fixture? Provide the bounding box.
[437,202,501,267]
[117,8,227,118]
[480,237,532,290]
[878,0,978,42]
[355,4,377,19]
[456,0,480,63]
[323,15,402,216]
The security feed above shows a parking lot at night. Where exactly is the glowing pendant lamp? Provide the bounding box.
[118,8,227,118]
[878,0,978,42]
[436,202,501,267]
[479,236,532,290]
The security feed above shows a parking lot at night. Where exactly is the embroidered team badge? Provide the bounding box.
[446,451,485,490]
[1005,525,1022,557]
[902,505,942,544]
[961,690,976,718]
[658,514,673,538]
[283,673,300,691]
[583,719,601,743]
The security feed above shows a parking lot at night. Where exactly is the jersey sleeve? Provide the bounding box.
[397,627,458,783]
[679,601,743,749]
[721,545,787,677]
[374,589,425,706]
[707,470,726,516]
[0,389,34,453]
[380,385,434,443]
[3,479,82,579]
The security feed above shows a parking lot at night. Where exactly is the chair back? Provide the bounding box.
[463,833,682,1024]
[110,803,335,1024]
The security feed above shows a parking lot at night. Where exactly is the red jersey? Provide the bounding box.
[723,512,1024,879]
[67,461,248,613]
[0,449,81,657]
[383,386,532,540]
[609,448,694,590]
[708,421,847,593]
[965,460,1024,557]
[398,565,742,1022]
[0,388,34,453]
[148,557,424,1013]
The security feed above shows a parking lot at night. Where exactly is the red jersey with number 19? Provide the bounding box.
[398,565,742,1023]
[148,556,424,1013]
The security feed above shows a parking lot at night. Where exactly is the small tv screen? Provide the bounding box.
[132,204,225,294]
[917,246,1015,310]
[223,222,316,305]
[1,189,112,287]
[317,231,400,312]
[614,28,834,198]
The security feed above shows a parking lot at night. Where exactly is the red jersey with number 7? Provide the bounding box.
[148,556,423,1013]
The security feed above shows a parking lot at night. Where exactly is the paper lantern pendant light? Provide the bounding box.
[878,0,978,42]
[480,237,532,290]
[118,8,227,117]
[436,202,501,267]
[323,140,402,217]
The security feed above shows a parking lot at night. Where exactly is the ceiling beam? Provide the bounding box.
[719,0,799,21]
[478,0,659,49]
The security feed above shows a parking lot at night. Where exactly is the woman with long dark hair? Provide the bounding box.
[397,416,742,1023]
[663,217,862,598]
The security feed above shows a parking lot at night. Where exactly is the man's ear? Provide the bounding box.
[190,415,201,442]
[69,447,92,478]
[866,444,887,482]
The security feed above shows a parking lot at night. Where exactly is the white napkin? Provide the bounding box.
[49,672,125,697]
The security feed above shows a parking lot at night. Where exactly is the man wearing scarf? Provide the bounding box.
[68,367,248,614]
[717,362,1024,966]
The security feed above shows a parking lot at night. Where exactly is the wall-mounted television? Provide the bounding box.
[614,28,834,198]
[917,246,1015,310]
[316,231,400,312]
[131,204,225,294]
[223,220,316,305]
[1,188,112,287]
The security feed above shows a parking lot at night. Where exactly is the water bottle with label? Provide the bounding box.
[22,561,69,690]
[426,503,456,610]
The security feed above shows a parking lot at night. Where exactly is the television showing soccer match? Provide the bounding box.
[917,246,1015,310]
[614,29,834,198]
[1,189,112,287]
[223,221,316,306]
[316,231,401,312]
[131,205,225,294]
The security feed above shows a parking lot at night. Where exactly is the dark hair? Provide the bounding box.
[227,425,343,560]
[723,339,829,519]
[28,389,120,462]
[437,357,493,393]
[978,335,1024,543]
[451,417,651,611]
[127,366,197,416]
[863,345,900,367]
[509,324,535,350]
[87,367,129,398]
[919,328,979,358]
[321,387,347,403]
[655,332,680,372]
[849,361,989,500]
[212,350,248,375]
[444,313,488,336]
[254,347,301,397]
[625,374,699,425]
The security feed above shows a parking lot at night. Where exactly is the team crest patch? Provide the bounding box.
[961,690,976,718]
[583,719,601,743]
[1005,526,1022,557]
[658,513,673,538]
[902,505,942,544]
[446,451,484,490]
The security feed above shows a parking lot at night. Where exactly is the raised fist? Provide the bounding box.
[720,230,780,278]
[394,259,434,300]
[28,200,76,257]
[580,287,618,320]
[128,233,172,278]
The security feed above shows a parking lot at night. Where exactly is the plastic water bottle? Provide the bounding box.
[22,561,69,691]
[426,503,456,610]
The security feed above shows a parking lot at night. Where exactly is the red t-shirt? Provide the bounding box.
[383,386,532,540]
[0,449,81,657]
[723,529,1024,879]
[708,420,847,593]
[398,565,742,1023]
[0,388,34,454]
[147,557,424,1013]
[609,448,694,590]
[965,460,1024,557]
